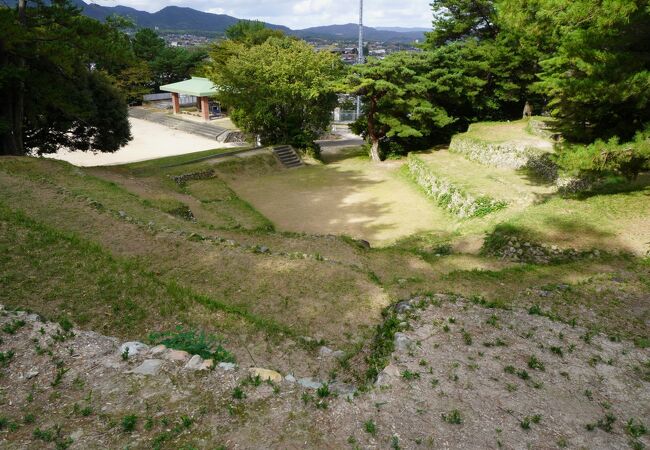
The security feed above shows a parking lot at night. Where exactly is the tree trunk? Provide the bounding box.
[8,0,27,155]
[369,138,381,163]
[366,95,382,163]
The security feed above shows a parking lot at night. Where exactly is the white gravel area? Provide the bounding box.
[46,117,237,167]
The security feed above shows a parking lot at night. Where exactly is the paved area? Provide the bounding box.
[47,118,238,167]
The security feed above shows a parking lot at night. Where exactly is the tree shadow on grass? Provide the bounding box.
[226,152,449,245]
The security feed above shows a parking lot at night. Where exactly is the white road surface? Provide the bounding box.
[46,118,237,167]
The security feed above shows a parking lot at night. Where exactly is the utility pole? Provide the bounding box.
[355,0,364,118]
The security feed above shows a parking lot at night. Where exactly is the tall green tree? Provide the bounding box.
[0,0,132,154]
[528,0,649,141]
[225,20,284,46]
[426,0,498,46]
[207,36,342,150]
[132,28,166,61]
[349,52,455,162]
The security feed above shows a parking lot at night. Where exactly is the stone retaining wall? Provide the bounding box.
[407,155,507,218]
[449,134,548,169]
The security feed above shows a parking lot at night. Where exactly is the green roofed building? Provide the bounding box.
[159,77,219,121]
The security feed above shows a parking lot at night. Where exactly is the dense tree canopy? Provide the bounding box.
[0,0,132,155]
[207,34,343,151]
[425,0,498,46]
[349,53,454,161]
[508,0,650,142]
[352,0,649,161]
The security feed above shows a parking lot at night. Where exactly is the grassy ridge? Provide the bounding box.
[0,200,292,339]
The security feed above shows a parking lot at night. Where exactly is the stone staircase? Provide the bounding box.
[129,107,229,141]
[272,145,304,168]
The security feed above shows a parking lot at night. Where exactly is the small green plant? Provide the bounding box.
[364,419,377,435]
[584,389,593,400]
[586,413,616,433]
[232,387,246,400]
[0,350,15,367]
[442,324,450,332]
[517,369,530,380]
[550,346,564,357]
[121,347,130,361]
[442,409,463,424]
[23,413,36,424]
[2,319,26,334]
[401,370,420,381]
[33,427,54,442]
[462,329,473,345]
[180,415,193,429]
[626,418,647,438]
[486,315,499,327]
[431,378,439,388]
[528,305,543,316]
[51,366,70,387]
[390,435,401,450]
[521,415,542,430]
[58,318,73,333]
[148,327,235,362]
[121,414,138,432]
[527,355,545,371]
[316,384,330,398]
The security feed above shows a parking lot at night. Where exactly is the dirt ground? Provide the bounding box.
[224,149,453,246]
[45,118,237,167]
[1,297,647,449]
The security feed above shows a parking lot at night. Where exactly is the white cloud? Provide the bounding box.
[90,0,432,29]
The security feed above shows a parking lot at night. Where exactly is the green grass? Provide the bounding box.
[122,146,253,175]
[0,200,291,340]
[148,328,235,362]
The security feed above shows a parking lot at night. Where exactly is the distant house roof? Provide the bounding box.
[159,77,218,97]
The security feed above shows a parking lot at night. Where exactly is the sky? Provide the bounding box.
[90,0,433,29]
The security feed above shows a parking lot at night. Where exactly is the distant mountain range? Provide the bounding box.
[6,0,426,43]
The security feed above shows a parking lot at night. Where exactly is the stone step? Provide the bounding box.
[272,145,304,168]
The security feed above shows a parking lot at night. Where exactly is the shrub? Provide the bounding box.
[555,129,650,182]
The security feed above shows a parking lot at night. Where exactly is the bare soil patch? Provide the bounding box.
[224,154,452,246]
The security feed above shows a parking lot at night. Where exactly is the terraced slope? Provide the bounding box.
[414,149,556,208]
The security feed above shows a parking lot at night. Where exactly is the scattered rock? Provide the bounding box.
[376,363,401,386]
[331,350,345,360]
[70,430,84,441]
[118,210,127,218]
[249,368,282,383]
[285,374,296,383]
[25,369,39,380]
[118,341,149,357]
[330,381,356,399]
[394,332,412,352]
[297,377,322,389]
[199,359,214,371]
[319,346,333,357]
[149,344,167,355]
[394,300,412,314]
[258,245,270,253]
[184,355,204,371]
[165,350,190,362]
[218,362,236,371]
[129,359,163,376]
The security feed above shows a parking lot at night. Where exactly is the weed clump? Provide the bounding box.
[148,327,235,362]
[442,409,463,425]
